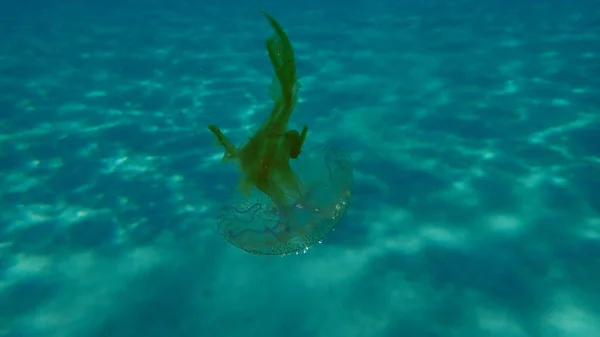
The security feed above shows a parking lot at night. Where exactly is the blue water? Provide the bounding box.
[1,0,599,336]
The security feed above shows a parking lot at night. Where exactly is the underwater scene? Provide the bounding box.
[1,0,599,336]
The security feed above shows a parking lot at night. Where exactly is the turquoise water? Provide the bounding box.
[1,1,599,336]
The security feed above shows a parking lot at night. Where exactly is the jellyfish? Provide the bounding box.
[208,10,353,255]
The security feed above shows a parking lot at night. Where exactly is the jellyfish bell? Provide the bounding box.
[217,146,352,255]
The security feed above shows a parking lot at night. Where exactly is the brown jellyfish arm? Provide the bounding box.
[208,11,309,207]
[208,124,238,161]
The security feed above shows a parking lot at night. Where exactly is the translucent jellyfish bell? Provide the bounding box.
[217,146,353,255]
